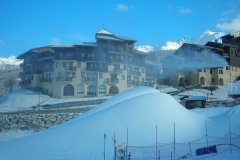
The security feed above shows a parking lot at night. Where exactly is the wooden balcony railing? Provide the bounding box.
[56,77,73,81]
[107,78,119,84]
[127,70,141,76]
[64,66,77,71]
[40,78,52,82]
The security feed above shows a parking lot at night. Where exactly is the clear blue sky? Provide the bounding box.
[0,0,239,58]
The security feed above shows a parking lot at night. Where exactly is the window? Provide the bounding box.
[42,75,44,79]
[72,72,76,78]
[46,64,49,69]
[204,69,206,72]
[103,54,106,58]
[77,84,84,94]
[81,72,85,78]
[210,69,212,74]
[232,66,234,71]
[151,79,155,83]
[142,78,144,82]
[219,70,223,74]
[81,53,84,57]
[142,68,144,73]
[123,65,126,70]
[235,67,237,72]
[56,62,59,68]
[63,62,66,67]
[226,66,229,70]
[99,63,102,68]
[93,73,97,79]
[31,75,33,80]
[69,62,73,66]
[65,72,69,77]
[99,73,103,79]
[121,75,124,80]
[99,85,106,93]
[59,72,62,77]
[189,71,191,74]
[77,62,81,68]
[212,78,215,83]
[127,76,131,80]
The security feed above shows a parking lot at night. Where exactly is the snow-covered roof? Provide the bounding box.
[188,96,206,101]
[97,28,113,35]
[74,42,98,47]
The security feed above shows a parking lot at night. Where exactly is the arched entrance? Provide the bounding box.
[200,77,205,85]
[87,85,96,95]
[63,84,74,96]
[179,77,184,85]
[109,86,119,94]
[219,78,224,85]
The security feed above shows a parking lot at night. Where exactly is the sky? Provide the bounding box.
[0,0,240,58]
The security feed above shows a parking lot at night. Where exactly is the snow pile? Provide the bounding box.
[0,86,239,159]
[161,30,225,50]
[2,86,239,159]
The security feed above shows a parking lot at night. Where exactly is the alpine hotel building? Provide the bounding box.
[17,29,156,98]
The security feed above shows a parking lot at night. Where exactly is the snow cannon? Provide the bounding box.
[227,78,240,99]
[114,143,125,160]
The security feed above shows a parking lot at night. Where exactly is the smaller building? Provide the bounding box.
[186,96,206,109]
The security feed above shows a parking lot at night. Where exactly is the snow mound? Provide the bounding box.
[0,86,215,160]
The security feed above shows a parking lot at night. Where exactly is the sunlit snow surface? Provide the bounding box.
[0,86,239,159]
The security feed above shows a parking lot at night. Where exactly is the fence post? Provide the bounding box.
[229,116,232,153]
[205,121,208,147]
[174,123,175,160]
[189,142,192,155]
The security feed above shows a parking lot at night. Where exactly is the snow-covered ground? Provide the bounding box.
[0,88,111,112]
[0,86,239,159]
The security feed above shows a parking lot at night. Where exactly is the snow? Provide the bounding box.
[0,56,23,70]
[160,30,225,50]
[135,45,154,52]
[0,86,239,159]
[0,88,111,112]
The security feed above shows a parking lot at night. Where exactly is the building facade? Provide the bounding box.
[18,29,156,98]
[162,31,240,86]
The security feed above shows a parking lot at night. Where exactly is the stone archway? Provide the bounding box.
[109,86,119,94]
[179,77,184,85]
[87,85,96,95]
[63,84,74,96]
[219,78,224,85]
[200,77,205,85]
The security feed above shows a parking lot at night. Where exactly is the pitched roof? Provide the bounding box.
[97,28,113,35]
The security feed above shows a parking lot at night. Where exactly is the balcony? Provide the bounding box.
[127,80,135,85]
[64,66,77,71]
[107,78,119,84]
[20,63,24,68]
[19,80,31,86]
[56,77,73,81]
[108,48,120,53]
[40,78,52,83]
[127,70,141,76]
[110,69,123,75]
[85,77,94,82]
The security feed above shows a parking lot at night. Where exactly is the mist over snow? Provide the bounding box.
[161,45,228,71]
[0,86,240,159]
